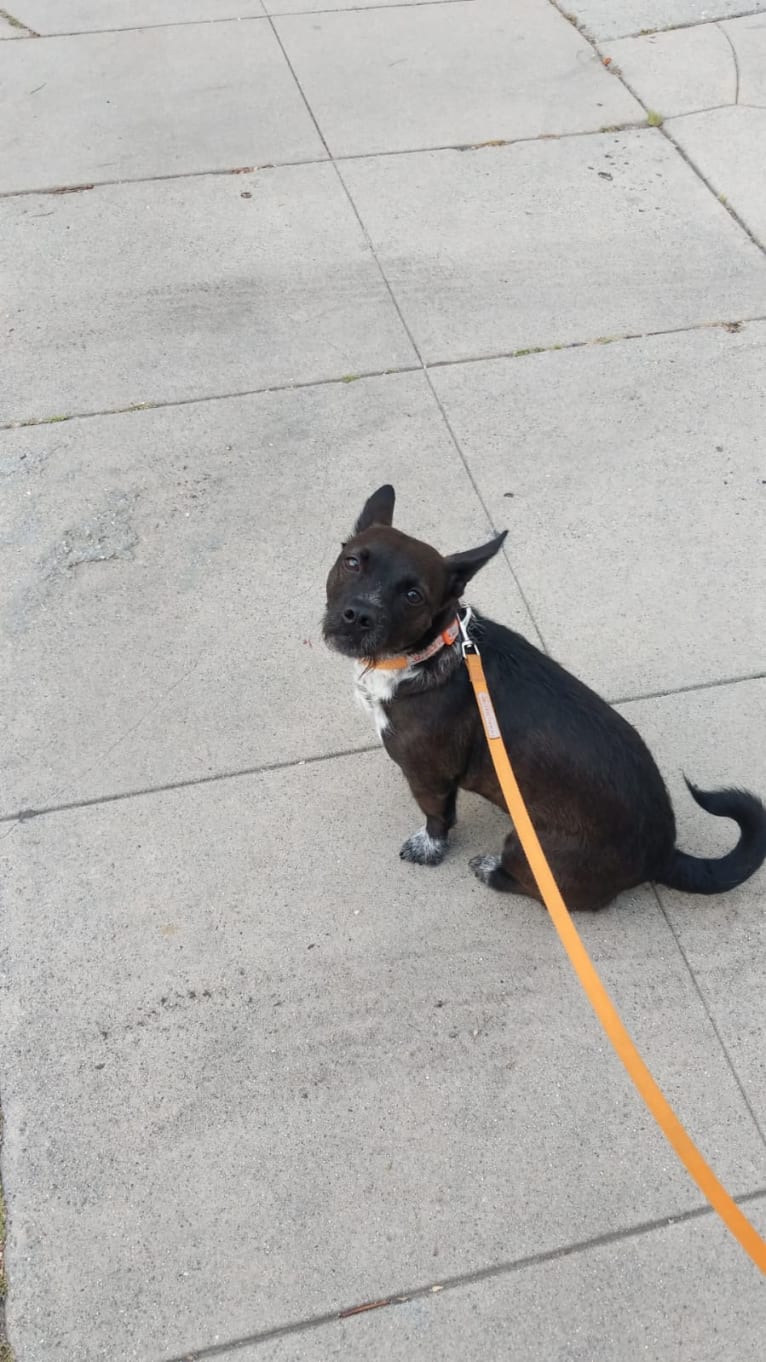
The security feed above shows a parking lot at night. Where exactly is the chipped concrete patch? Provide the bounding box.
[4,490,139,636]
[0,444,52,482]
[43,491,139,575]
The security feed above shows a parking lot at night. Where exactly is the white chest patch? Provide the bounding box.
[353,661,414,740]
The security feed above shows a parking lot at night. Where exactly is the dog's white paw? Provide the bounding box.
[469,853,501,885]
[400,827,446,866]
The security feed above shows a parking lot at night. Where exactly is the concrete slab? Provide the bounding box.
[0,372,533,815]
[340,131,766,366]
[2,752,765,1361]
[244,1203,766,1361]
[0,21,324,195]
[12,1,265,34]
[275,0,641,158]
[624,678,766,1132]
[563,0,766,42]
[607,24,736,116]
[669,106,766,247]
[430,323,766,700]
[0,166,416,425]
[725,11,766,102]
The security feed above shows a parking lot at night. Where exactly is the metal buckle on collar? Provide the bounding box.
[458,604,478,657]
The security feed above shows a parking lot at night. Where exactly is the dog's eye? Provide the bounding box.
[343,555,360,572]
[405,587,423,605]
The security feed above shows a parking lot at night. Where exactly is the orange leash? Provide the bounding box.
[463,640,766,1274]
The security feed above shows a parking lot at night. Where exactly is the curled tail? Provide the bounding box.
[658,779,766,896]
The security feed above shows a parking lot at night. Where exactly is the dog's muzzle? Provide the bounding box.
[322,598,388,658]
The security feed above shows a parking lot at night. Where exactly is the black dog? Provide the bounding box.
[323,485,766,911]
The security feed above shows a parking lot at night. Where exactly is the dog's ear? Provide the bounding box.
[354,484,396,533]
[444,530,507,598]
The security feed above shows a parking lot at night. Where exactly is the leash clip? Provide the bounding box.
[458,604,478,657]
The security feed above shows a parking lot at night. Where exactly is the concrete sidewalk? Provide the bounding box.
[1,1,765,1359]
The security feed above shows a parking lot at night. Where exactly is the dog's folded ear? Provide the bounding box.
[444,530,507,598]
[354,484,396,533]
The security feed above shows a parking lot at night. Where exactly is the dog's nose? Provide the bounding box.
[342,601,375,630]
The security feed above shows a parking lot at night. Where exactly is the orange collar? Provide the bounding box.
[365,616,462,671]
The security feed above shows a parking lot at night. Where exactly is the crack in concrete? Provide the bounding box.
[70,650,207,791]
[661,120,766,253]
[0,121,648,201]
[557,5,766,42]
[0,0,468,43]
[0,744,383,825]
[3,315,764,433]
[718,21,742,103]
[653,885,766,1151]
[159,1184,766,1360]
[4,666,766,826]
[666,102,740,119]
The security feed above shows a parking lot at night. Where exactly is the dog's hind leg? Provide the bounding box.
[470,831,542,902]
[471,829,615,910]
[400,782,458,866]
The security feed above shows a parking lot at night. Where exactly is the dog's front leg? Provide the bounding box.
[399,781,458,867]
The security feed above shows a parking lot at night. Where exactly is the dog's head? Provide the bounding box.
[323,484,506,660]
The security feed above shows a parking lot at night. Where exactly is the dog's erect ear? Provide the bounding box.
[443,530,507,598]
[354,484,395,534]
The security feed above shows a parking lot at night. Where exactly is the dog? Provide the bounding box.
[323,484,766,911]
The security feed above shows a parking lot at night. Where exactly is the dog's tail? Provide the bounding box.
[658,779,766,895]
